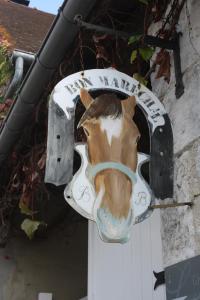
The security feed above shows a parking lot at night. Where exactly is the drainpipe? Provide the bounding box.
[0,0,97,165]
[12,50,35,67]
[4,50,35,100]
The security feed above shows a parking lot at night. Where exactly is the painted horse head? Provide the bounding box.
[78,88,140,243]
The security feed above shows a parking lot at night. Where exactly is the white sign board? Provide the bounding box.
[53,68,166,132]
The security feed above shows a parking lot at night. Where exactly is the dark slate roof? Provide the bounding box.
[0,0,55,53]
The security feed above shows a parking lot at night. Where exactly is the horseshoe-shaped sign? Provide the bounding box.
[45,69,173,243]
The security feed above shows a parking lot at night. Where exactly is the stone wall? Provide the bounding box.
[150,0,200,267]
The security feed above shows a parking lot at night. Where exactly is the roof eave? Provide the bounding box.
[0,0,97,165]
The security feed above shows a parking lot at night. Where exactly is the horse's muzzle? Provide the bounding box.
[95,208,133,244]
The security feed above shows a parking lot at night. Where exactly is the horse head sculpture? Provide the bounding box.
[77,88,141,243]
[46,69,171,244]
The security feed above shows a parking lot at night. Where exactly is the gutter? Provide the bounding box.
[0,0,96,165]
[4,50,35,100]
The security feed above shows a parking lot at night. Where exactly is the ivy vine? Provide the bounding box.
[0,28,12,106]
[128,0,186,85]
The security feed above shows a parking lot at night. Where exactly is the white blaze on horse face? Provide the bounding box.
[100,116,123,146]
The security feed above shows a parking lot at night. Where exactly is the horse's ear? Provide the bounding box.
[122,95,136,117]
[79,88,94,109]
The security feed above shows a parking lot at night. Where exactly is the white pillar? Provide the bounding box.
[38,293,53,300]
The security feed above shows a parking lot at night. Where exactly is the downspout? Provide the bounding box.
[4,50,35,100]
[0,0,97,165]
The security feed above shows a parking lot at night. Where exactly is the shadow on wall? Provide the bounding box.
[0,218,88,300]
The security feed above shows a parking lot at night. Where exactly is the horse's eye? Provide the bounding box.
[84,128,90,137]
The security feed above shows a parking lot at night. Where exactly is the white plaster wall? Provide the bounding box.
[149,0,200,267]
[88,210,166,300]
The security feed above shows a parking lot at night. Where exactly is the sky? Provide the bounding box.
[29,0,63,14]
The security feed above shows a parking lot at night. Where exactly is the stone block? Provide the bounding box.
[178,0,200,73]
[162,63,200,153]
[160,139,200,266]
[161,205,195,267]
[149,0,200,268]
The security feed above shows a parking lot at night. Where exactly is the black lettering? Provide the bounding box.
[130,83,136,93]
[151,113,161,120]
[99,76,109,86]
[121,79,131,91]
[65,84,76,95]
[78,79,87,88]
[150,108,160,114]
[139,92,150,102]
[125,82,130,91]
[74,81,81,89]
[111,78,119,88]
[146,101,155,108]
[141,96,152,104]
[65,77,93,94]
[82,77,93,86]
[121,79,126,89]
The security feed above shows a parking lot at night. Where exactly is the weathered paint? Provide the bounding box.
[44,96,75,186]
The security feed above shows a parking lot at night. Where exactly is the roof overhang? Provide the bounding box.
[0,0,97,166]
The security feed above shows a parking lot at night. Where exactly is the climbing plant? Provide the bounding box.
[0,26,12,103]
[128,0,186,85]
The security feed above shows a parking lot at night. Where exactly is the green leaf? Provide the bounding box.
[133,73,148,86]
[139,0,149,4]
[139,47,154,62]
[128,34,142,45]
[21,219,46,240]
[130,50,137,63]
[0,45,12,87]
[19,201,36,216]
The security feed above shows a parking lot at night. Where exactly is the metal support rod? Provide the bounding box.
[143,35,176,50]
[74,14,130,38]
[74,15,177,48]
[150,202,192,209]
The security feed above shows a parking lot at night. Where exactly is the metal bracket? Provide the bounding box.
[74,15,184,99]
[153,270,165,290]
[143,34,184,99]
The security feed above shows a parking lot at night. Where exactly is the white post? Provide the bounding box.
[38,293,53,300]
